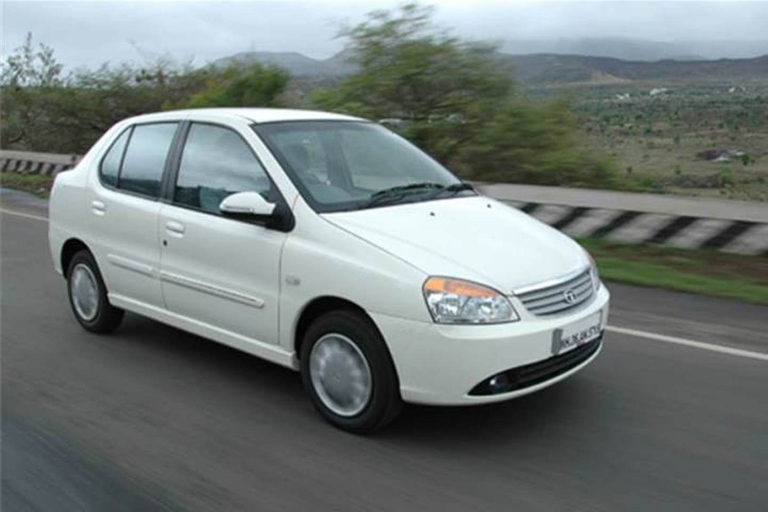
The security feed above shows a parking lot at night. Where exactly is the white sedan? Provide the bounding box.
[49,108,610,433]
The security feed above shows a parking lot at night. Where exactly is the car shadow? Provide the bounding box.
[114,312,603,447]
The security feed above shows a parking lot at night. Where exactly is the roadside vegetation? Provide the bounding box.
[581,238,768,305]
[2,4,616,189]
[1,35,289,155]
[0,172,53,198]
[3,4,767,200]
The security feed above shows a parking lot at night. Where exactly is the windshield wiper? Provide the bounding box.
[424,182,476,200]
[361,182,446,209]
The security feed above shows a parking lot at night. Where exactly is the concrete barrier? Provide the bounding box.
[2,150,766,256]
[0,150,80,177]
[475,183,768,256]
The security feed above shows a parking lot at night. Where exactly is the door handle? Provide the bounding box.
[165,220,186,236]
[91,200,106,215]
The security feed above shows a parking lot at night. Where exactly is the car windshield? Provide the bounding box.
[253,121,473,213]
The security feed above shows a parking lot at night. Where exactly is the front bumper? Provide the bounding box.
[371,284,610,405]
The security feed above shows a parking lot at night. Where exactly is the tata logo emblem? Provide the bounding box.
[563,289,578,304]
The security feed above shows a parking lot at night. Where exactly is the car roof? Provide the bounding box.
[124,108,364,125]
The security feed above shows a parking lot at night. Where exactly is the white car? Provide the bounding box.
[49,108,610,433]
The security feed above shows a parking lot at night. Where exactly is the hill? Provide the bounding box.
[502,38,704,62]
[501,38,768,62]
[209,51,768,85]
[504,54,768,84]
[211,50,356,77]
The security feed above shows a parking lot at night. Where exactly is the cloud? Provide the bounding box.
[3,1,768,70]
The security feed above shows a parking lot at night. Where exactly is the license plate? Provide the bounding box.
[551,311,602,355]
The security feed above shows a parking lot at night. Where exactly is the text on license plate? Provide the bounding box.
[551,311,602,355]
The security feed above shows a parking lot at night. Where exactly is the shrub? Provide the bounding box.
[716,167,735,188]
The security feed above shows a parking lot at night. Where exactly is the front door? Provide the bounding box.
[158,122,286,344]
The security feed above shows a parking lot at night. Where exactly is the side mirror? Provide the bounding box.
[219,191,276,219]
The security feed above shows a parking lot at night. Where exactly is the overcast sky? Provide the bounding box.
[3,1,768,70]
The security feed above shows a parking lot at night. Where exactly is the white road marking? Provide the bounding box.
[606,325,768,362]
[0,208,48,222]
[2,205,766,362]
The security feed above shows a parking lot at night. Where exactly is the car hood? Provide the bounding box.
[322,196,588,292]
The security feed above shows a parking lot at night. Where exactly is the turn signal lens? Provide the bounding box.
[423,277,519,324]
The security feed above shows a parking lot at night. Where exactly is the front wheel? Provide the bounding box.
[300,310,403,434]
[67,250,124,334]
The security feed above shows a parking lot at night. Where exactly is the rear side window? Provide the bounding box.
[100,128,130,187]
[119,123,178,198]
[174,123,272,214]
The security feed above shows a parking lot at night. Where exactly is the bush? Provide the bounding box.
[717,167,736,188]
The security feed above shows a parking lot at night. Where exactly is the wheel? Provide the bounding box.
[300,309,403,434]
[66,250,124,334]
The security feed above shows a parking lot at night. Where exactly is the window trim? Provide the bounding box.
[97,121,182,202]
[165,120,293,229]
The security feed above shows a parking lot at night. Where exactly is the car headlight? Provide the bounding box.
[423,277,519,324]
[586,251,600,291]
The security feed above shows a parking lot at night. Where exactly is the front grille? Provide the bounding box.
[469,336,602,396]
[516,268,595,317]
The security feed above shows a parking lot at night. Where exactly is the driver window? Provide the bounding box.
[174,123,271,214]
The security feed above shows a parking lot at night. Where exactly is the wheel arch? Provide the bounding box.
[293,296,373,359]
[61,238,91,277]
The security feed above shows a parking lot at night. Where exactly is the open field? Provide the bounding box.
[540,81,768,201]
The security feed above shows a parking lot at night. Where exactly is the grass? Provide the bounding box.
[1,172,54,198]
[581,238,768,305]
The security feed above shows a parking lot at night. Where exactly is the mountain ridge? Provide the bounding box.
[209,50,768,85]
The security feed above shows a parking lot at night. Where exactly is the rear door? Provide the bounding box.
[88,122,180,308]
[158,121,288,344]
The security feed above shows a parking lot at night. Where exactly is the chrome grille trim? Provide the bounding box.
[515,267,595,317]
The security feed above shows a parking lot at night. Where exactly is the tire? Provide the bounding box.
[300,309,403,434]
[66,250,124,334]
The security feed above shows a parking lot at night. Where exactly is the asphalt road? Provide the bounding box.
[2,190,767,511]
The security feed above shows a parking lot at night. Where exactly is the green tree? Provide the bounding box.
[458,100,618,187]
[1,33,64,149]
[2,35,211,153]
[185,64,290,108]
[313,3,512,163]
[313,3,616,187]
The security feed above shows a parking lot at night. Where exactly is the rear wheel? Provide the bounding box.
[300,309,403,434]
[67,250,124,333]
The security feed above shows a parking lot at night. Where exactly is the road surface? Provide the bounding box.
[2,189,767,511]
